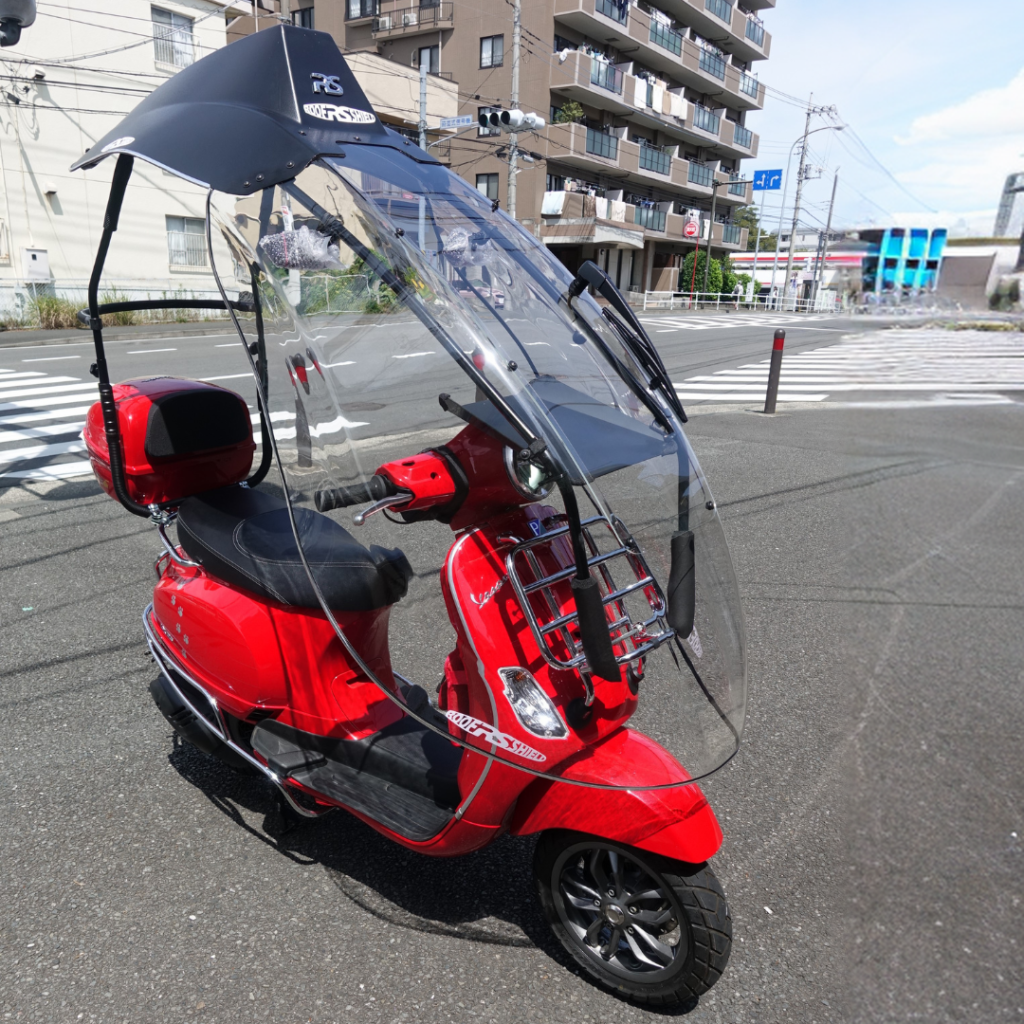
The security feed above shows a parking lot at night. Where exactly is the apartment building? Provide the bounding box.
[329,0,774,293]
[0,1,250,317]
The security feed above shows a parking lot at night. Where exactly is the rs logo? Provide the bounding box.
[310,72,343,96]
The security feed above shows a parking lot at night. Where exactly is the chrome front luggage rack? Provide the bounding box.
[505,514,675,674]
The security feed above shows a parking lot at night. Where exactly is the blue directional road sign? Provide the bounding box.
[753,169,783,191]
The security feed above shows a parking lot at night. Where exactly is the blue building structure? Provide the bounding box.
[861,227,947,294]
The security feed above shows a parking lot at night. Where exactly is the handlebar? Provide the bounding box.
[315,474,398,513]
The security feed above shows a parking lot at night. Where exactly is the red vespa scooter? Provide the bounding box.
[74,25,746,1005]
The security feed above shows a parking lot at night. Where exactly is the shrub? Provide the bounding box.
[29,294,81,330]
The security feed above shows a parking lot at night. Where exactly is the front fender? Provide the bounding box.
[508,727,723,864]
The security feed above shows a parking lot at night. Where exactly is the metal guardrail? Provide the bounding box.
[596,0,629,24]
[649,20,683,56]
[692,104,720,134]
[372,3,452,31]
[705,0,732,23]
[727,175,747,196]
[723,223,742,244]
[586,127,618,160]
[688,162,714,187]
[167,232,207,268]
[698,46,726,80]
[745,17,765,46]
[739,71,760,98]
[153,29,199,68]
[732,123,753,149]
[634,206,666,231]
[590,59,623,94]
[639,145,671,175]
[642,291,842,312]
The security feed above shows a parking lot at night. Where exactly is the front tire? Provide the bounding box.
[533,830,731,1006]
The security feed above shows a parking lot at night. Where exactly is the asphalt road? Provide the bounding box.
[2,313,1023,1023]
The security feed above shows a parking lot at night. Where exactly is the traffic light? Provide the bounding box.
[477,109,546,133]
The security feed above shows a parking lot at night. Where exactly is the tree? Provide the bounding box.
[720,254,738,295]
[553,101,584,124]
[734,204,777,252]
[680,250,722,294]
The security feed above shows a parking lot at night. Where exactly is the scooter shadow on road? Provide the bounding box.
[166,738,702,1015]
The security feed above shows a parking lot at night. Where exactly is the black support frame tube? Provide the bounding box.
[89,155,151,518]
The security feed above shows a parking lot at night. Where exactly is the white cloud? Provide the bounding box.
[896,68,1024,145]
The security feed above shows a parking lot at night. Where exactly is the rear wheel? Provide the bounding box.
[533,830,731,1006]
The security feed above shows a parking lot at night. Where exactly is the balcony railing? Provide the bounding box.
[167,232,207,268]
[698,46,726,80]
[639,145,671,175]
[634,206,666,232]
[590,58,623,94]
[586,128,618,161]
[595,0,629,25]
[373,3,451,31]
[692,104,720,135]
[649,20,683,57]
[745,17,765,47]
[739,71,759,98]
[723,223,741,245]
[733,123,753,148]
[705,0,732,23]
[346,0,379,19]
[728,175,747,196]
[688,162,714,188]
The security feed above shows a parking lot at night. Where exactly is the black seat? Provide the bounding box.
[176,485,412,611]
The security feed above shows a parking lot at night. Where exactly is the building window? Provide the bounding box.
[292,6,314,28]
[478,105,501,137]
[546,173,565,192]
[480,35,504,68]
[476,174,499,202]
[415,45,439,74]
[152,7,195,68]
[166,215,207,268]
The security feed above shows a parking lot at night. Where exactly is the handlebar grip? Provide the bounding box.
[315,474,396,512]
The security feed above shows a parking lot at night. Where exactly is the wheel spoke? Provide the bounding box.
[631,924,676,966]
[562,875,600,903]
[609,850,624,896]
[563,890,600,910]
[585,917,604,948]
[629,888,663,903]
[589,849,611,893]
[624,928,666,969]
[631,905,674,927]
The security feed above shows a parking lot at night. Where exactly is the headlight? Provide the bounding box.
[499,667,567,738]
[503,445,553,499]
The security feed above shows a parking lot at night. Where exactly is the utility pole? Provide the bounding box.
[701,180,720,300]
[418,59,427,251]
[813,166,839,308]
[507,0,521,219]
[749,186,767,304]
[782,94,813,311]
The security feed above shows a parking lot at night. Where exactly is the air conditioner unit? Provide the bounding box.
[403,9,418,25]
[376,14,391,29]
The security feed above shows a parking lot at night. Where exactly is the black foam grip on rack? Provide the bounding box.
[667,529,695,638]
[572,575,620,682]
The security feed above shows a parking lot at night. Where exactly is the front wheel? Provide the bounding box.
[533,830,732,1006]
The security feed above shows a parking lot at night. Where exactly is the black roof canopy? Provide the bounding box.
[71,25,435,194]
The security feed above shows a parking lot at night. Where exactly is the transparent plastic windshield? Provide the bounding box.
[208,154,745,790]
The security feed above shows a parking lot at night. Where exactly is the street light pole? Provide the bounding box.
[768,119,844,308]
[782,96,814,311]
[701,180,720,298]
[507,0,521,218]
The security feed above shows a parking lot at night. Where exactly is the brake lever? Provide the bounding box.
[352,491,413,526]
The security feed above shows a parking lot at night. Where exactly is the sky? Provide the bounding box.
[746,0,1024,237]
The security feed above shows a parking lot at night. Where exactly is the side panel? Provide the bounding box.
[508,728,724,864]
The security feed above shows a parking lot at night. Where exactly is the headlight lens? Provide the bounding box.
[499,667,567,738]
[504,446,553,498]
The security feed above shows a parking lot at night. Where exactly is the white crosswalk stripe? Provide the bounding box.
[641,312,838,332]
[674,330,1024,404]
[0,366,97,482]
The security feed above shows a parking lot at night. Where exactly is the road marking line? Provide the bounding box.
[22,355,82,362]
[127,348,177,354]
